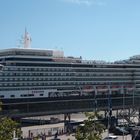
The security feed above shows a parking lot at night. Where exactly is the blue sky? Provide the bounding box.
[0,0,140,61]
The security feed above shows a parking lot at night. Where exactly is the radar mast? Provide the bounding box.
[24,28,31,48]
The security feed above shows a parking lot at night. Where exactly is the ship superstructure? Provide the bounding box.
[0,47,139,102]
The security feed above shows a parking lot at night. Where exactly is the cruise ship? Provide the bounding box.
[0,32,139,103]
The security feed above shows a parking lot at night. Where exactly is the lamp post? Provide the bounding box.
[94,85,97,112]
[107,85,112,138]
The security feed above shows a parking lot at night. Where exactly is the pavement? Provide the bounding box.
[47,134,76,140]
[22,112,134,140]
[47,131,132,140]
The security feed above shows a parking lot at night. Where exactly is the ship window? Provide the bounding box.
[10,95,15,98]
[28,94,34,96]
[40,94,44,96]
[4,68,8,70]
[22,94,27,97]
[0,95,4,98]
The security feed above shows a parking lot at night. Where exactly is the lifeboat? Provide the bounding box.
[111,85,120,91]
[96,85,108,92]
[82,85,94,92]
[124,85,134,91]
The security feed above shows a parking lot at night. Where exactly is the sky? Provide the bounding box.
[0,0,140,62]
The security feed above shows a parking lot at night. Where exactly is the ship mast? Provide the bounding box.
[24,28,31,48]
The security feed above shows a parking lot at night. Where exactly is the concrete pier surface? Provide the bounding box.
[35,131,132,140]
[21,112,136,140]
[21,125,132,140]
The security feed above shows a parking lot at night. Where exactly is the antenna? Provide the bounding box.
[24,28,31,48]
[16,35,24,48]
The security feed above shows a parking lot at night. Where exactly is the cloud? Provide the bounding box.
[61,0,106,6]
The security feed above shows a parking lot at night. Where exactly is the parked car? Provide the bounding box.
[51,138,61,140]
[12,138,20,140]
[113,127,129,135]
[125,125,134,134]
[103,135,118,140]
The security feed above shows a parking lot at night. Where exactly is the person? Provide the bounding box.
[54,131,58,139]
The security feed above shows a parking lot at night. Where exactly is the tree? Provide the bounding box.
[75,112,105,140]
[0,102,22,140]
[0,102,3,120]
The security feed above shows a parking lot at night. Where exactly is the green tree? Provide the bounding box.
[0,102,22,140]
[75,112,105,140]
